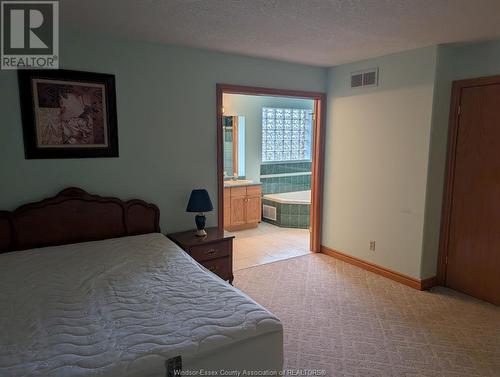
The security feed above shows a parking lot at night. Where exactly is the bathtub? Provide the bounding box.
[262,190,310,229]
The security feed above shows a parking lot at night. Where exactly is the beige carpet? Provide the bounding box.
[233,253,500,377]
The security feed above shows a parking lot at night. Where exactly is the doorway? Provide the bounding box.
[438,75,500,305]
[216,84,326,268]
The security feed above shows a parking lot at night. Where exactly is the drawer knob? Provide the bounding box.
[209,266,218,272]
[207,248,217,255]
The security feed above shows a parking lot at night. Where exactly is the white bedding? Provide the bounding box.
[0,233,283,376]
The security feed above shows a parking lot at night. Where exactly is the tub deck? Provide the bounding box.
[262,190,311,205]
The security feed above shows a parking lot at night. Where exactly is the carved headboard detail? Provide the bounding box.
[0,188,160,253]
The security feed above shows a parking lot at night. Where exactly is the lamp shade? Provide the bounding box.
[186,189,214,213]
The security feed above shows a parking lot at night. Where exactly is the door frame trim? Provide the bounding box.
[216,84,327,252]
[437,75,500,284]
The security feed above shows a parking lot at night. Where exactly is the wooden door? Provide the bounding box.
[246,196,261,223]
[443,79,500,305]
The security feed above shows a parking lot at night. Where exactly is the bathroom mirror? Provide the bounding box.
[222,115,245,178]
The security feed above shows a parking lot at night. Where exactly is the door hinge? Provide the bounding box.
[457,105,461,116]
[445,255,448,265]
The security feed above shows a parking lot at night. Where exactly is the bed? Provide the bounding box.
[0,188,283,376]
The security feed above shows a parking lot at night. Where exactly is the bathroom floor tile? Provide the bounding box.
[228,222,311,271]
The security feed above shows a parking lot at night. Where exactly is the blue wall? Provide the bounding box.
[323,46,438,279]
[0,31,327,233]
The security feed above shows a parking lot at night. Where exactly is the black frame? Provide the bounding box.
[18,69,119,159]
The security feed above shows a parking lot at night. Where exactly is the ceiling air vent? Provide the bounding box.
[350,68,378,88]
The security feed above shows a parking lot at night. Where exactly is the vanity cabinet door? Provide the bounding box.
[230,196,246,226]
[246,196,261,224]
[225,185,262,230]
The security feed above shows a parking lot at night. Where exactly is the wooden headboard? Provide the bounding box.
[0,188,160,253]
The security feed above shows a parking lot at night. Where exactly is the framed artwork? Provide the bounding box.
[18,69,118,159]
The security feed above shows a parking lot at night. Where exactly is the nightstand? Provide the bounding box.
[167,227,235,284]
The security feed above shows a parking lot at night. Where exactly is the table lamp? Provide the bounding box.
[186,189,214,237]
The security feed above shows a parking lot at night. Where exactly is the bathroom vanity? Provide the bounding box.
[224,182,262,231]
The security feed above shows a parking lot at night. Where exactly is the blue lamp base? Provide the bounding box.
[195,213,207,237]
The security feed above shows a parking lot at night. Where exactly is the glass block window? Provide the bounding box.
[262,107,312,162]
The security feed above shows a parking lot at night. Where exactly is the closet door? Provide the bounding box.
[443,80,500,305]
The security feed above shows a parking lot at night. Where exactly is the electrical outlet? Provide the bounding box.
[369,241,376,251]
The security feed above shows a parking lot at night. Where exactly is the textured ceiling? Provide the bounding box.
[62,0,500,67]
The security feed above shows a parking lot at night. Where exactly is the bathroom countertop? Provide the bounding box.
[223,182,262,188]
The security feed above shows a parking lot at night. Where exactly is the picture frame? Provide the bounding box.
[17,69,119,159]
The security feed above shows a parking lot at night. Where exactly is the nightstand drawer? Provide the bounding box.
[201,257,231,280]
[189,240,231,262]
[167,227,234,284]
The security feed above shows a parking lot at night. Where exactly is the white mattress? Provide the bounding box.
[0,233,283,376]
